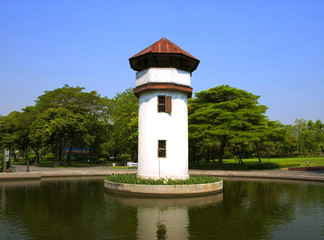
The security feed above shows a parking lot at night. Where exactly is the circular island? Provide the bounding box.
[104,174,223,197]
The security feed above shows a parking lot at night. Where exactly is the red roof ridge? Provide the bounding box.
[130,37,198,60]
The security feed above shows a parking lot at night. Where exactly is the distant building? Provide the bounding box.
[64,148,90,159]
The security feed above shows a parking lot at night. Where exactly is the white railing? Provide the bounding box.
[127,162,138,167]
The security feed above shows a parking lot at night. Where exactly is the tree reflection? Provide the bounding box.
[188,179,324,240]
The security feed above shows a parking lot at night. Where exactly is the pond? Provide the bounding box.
[0,177,324,240]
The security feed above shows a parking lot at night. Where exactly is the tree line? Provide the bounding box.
[188,85,324,164]
[0,84,323,166]
[0,85,138,165]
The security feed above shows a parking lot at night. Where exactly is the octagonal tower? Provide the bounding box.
[129,38,199,179]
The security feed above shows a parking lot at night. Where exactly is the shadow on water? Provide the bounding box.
[0,177,324,240]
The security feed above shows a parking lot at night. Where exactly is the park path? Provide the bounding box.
[0,164,136,180]
[0,164,324,182]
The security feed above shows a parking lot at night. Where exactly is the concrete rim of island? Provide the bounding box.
[104,179,223,197]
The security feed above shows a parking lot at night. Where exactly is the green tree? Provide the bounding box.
[250,120,286,163]
[30,108,93,164]
[307,120,323,155]
[35,84,109,118]
[282,119,324,157]
[0,107,40,165]
[189,85,268,164]
[278,124,298,158]
[0,111,22,161]
[306,120,324,155]
[31,85,110,164]
[20,106,40,163]
[105,89,138,162]
[293,119,308,156]
[313,120,324,154]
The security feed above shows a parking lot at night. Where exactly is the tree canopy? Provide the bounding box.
[189,85,271,164]
[35,84,109,118]
[104,89,138,162]
[1,84,323,167]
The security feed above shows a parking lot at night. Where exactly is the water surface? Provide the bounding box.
[0,177,323,240]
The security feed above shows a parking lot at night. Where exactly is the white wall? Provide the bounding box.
[138,90,189,179]
[136,68,190,87]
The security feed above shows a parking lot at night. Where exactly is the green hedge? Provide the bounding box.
[106,174,221,185]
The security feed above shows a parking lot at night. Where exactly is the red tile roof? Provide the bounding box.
[129,38,200,72]
[130,38,199,61]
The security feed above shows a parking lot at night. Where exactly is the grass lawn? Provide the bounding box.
[244,157,324,166]
[12,160,103,168]
[109,166,137,169]
[11,160,134,169]
[10,156,324,171]
[189,156,324,170]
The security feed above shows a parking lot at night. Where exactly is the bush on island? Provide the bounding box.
[106,174,221,185]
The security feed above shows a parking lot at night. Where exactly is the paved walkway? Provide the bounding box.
[0,165,137,180]
[0,164,324,182]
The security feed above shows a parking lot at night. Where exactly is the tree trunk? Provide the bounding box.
[66,144,72,166]
[53,143,61,162]
[58,140,63,163]
[10,148,18,162]
[218,136,227,165]
[234,144,243,165]
[256,143,262,163]
[190,142,200,167]
[24,148,29,162]
[31,146,40,164]
[298,142,301,156]
[206,149,210,163]
[36,150,40,164]
[51,145,57,161]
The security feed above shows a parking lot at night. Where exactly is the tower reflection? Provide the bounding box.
[104,193,223,239]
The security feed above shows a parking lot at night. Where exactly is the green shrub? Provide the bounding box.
[120,153,131,163]
[41,153,55,161]
[249,163,280,170]
[28,153,36,160]
[106,174,221,185]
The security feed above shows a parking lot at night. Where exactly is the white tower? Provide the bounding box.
[129,38,199,180]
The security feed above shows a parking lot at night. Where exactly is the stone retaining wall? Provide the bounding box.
[288,166,324,171]
[104,180,223,197]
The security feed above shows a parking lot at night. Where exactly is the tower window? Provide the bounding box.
[158,96,172,113]
[158,140,166,158]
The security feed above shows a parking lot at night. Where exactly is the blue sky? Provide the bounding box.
[1,0,323,124]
